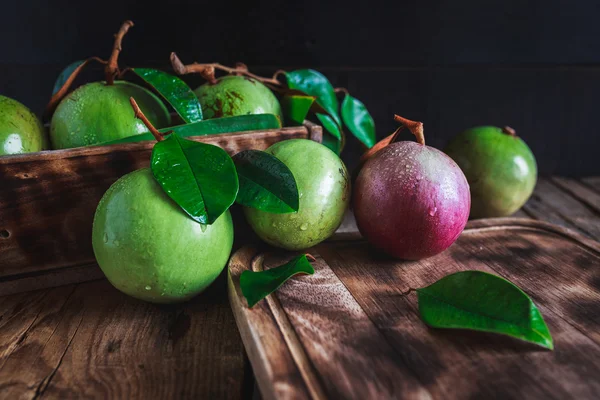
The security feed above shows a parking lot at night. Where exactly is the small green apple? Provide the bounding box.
[444,126,537,218]
[0,95,48,155]
[92,168,233,303]
[195,75,283,122]
[50,81,171,149]
[244,139,350,250]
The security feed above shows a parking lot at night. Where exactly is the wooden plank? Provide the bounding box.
[0,125,315,282]
[522,178,600,239]
[231,218,600,399]
[551,176,600,214]
[581,176,600,193]
[0,275,248,399]
[229,248,429,399]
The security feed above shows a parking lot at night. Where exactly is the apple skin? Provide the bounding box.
[92,168,234,304]
[0,95,48,155]
[50,81,171,149]
[444,126,537,218]
[244,139,350,250]
[195,75,283,122]
[354,142,470,260]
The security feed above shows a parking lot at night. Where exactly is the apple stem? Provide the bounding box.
[170,52,283,87]
[394,115,425,145]
[129,97,165,142]
[334,87,350,96]
[105,20,134,86]
[44,57,108,120]
[502,126,517,136]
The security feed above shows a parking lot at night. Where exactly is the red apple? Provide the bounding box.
[354,115,470,260]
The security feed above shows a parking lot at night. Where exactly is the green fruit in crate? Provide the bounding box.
[195,75,283,122]
[244,139,350,250]
[92,168,234,304]
[0,95,48,155]
[50,81,171,149]
[444,126,537,218]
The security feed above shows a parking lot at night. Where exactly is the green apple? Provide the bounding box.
[195,75,283,122]
[50,81,171,149]
[0,95,47,155]
[92,168,234,303]
[244,139,350,250]
[444,126,537,218]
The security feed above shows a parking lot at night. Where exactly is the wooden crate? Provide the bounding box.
[0,123,322,295]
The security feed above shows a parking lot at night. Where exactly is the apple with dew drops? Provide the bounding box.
[353,115,471,260]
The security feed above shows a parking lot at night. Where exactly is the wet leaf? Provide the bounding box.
[240,254,315,308]
[151,133,238,224]
[281,95,315,125]
[233,150,299,213]
[341,94,376,148]
[100,114,281,145]
[417,271,553,349]
[284,69,341,127]
[133,68,202,123]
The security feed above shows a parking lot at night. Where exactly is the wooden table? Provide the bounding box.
[1,176,599,399]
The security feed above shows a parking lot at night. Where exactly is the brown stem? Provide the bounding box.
[502,126,517,136]
[334,87,350,96]
[129,97,165,142]
[306,254,317,262]
[105,20,134,85]
[44,56,108,120]
[170,52,284,87]
[394,115,425,145]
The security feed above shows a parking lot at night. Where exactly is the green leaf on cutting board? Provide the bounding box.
[233,150,299,213]
[341,94,376,148]
[151,132,238,225]
[99,114,282,145]
[281,94,315,125]
[417,270,553,350]
[132,68,203,124]
[240,254,315,308]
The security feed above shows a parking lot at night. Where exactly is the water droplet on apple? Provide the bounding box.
[103,233,108,243]
[299,223,308,231]
[429,207,438,216]
[114,240,120,247]
[145,285,151,291]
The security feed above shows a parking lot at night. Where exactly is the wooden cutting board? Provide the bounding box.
[228,218,600,400]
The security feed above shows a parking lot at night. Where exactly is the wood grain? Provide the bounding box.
[230,218,600,399]
[0,125,320,288]
[522,178,600,239]
[0,275,248,399]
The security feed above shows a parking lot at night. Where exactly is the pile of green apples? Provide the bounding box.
[0,21,537,305]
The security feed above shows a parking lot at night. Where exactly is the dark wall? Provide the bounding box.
[2,0,599,176]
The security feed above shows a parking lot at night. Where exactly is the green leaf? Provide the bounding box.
[233,150,299,213]
[281,95,315,126]
[52,60,85,95]
[133,68,203,124]
[240,254,315,308]
[151,133,238,225]
[284,69,342,127]
[100,114,282,145]
[316,113,342,140]
[417,271,553,350]
[321,133,342,154]
[341,94,376,148]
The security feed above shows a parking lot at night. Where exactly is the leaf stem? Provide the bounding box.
[129,97,165,142]
[105,20,134,85]
[394,115,425,146]
[170,52,283,87]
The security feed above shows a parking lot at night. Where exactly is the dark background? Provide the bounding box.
[1,0,598,176]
